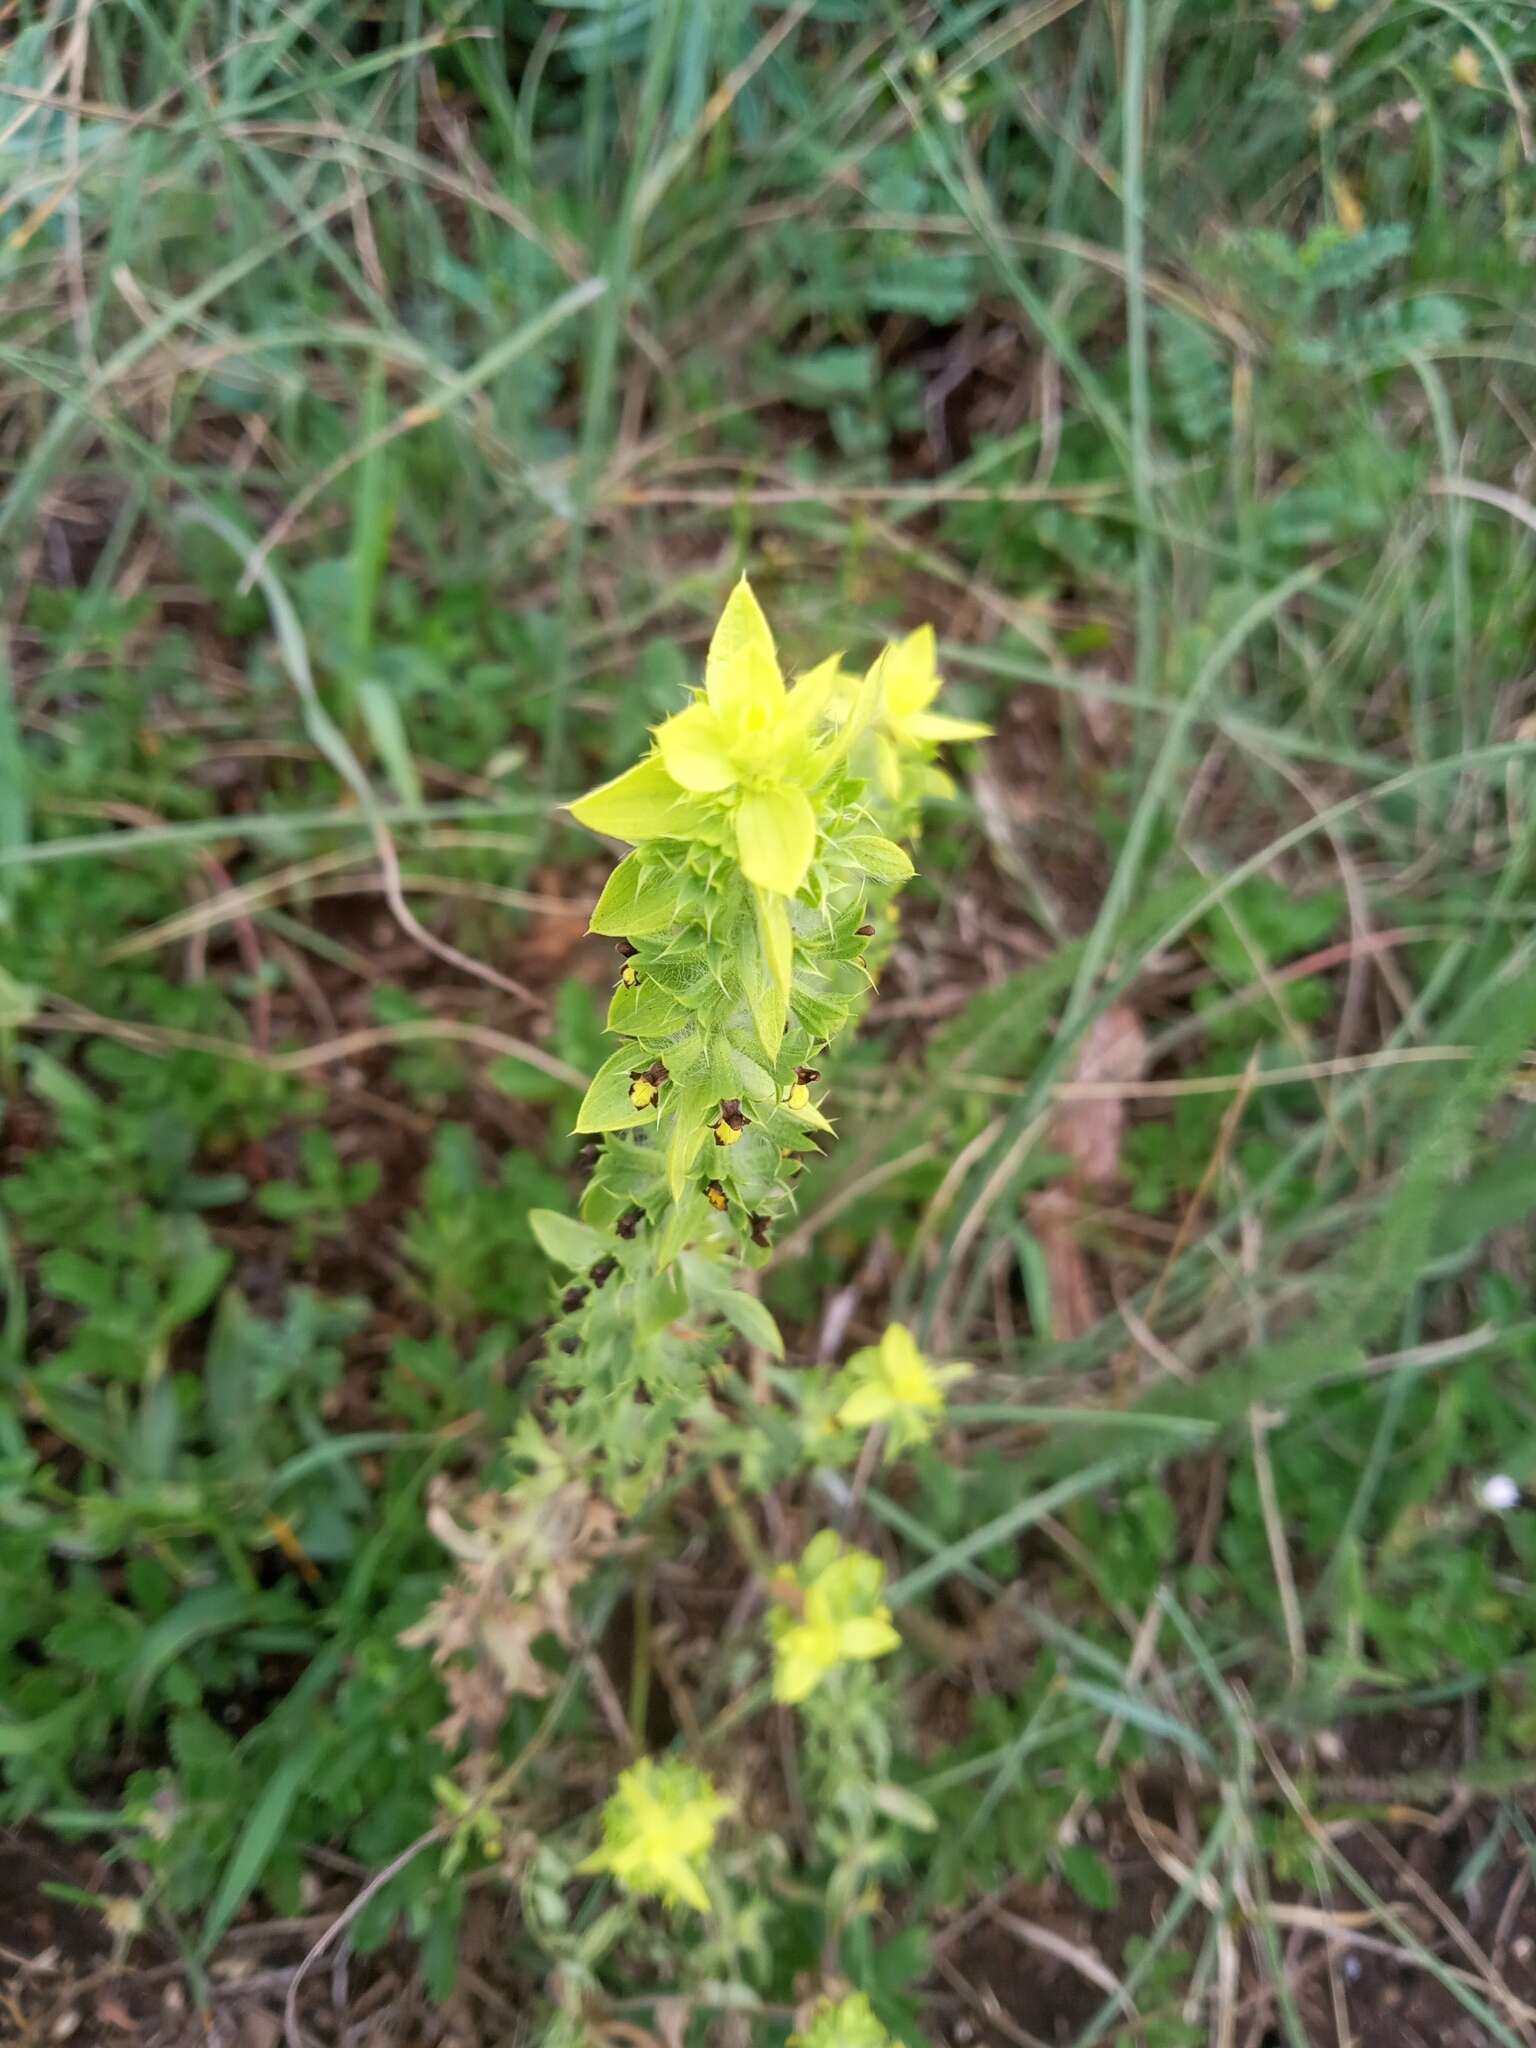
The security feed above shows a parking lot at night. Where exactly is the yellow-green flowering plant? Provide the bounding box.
[768,1531,902,1705]
[412,577,987,2041]
[523,577,988,1503]
[578,1755,730,1914]
[833,1322,972,1458]
[790,1991,902,2048]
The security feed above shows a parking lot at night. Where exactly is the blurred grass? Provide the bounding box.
[4,0,1536,2041]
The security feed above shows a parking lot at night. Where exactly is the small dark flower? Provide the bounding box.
[713,1097,749,1146]
[589,1257,618,1288]
[749,1213,771,1248]
[856,923,875,937]
[616,1208,644,1239]
[561,1285,588,1314]
[628,1059,669,1110]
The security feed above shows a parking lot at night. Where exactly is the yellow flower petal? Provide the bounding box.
[706,577,784,729]
[881,623,941,719]
[836,1383,897,1429]
[654,702,738,792]
[772,1635,823,1704]
[735,783,816,896]
[781,652,843,734]
[838,1615,901,1661]
[656,1856,711,1913]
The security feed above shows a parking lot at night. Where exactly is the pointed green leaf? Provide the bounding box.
[841,834,915,884]
[528,1209,609,1271]
[607,977,689,1038]
[575,1047,657,1133]
[588,852,683,937]
[356,680,422,807]
[667,1083,712,1202]
[755,886,793,999]
[715,1289,783,1358]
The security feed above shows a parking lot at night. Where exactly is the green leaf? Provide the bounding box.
[201,1731,330,1952]
[755,886,793,1002]
[588,852,682,937]
[667,1083,712,1201]
[356,680,421,807]
[126,1586,265,1721]
[871,1782,939,1832]
[528,1209,609,1271]
[1058,1844,1119,1911]
[739,901,788,1063]
[0,1697,85,1758]
[735,783,815,895]
[653,1187,707,1270]
[607,977,689,1038]
[568,755,709,844]
[715,1289,783,1358]
[841,834,914,883]
[574,1047,658,1133]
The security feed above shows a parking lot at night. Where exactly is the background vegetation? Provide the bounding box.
[4,1,1536,2042]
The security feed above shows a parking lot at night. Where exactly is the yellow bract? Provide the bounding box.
[568,581,988,892]
[571,579,837,897]
[768,1532,901,1705]
[869,625,992,799]
[579,1756,730,1914]
[834,1322,970,1456]
[789,1992,895,2048]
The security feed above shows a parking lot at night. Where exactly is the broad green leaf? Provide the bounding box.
[653,1187,707,1270]
[755,886,793,1004]
[841,834,915,883]
[737,913,786,1065]
[1058,1844,1119,1911]
[568,755,708,844]
[588,852,682,937]
[708,1035,739,1102]
[871,1782,939,1832]
[608,977,689,1037]
[528,1209,609,1271]
[705,576,782,726]
[0,1697,84,1757]
[667,1083,712,1201]
[714,1289,783,1357]
[735,784,815,895]
[575,1047,658,1133]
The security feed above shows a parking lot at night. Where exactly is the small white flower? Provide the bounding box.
[1479,1474,1521,1513]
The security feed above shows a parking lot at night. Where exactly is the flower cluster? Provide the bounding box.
[768,1531,901,1705]
[579,1755,731,1914]
[833,1322,971,1457]
[790,1992,898,2048]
